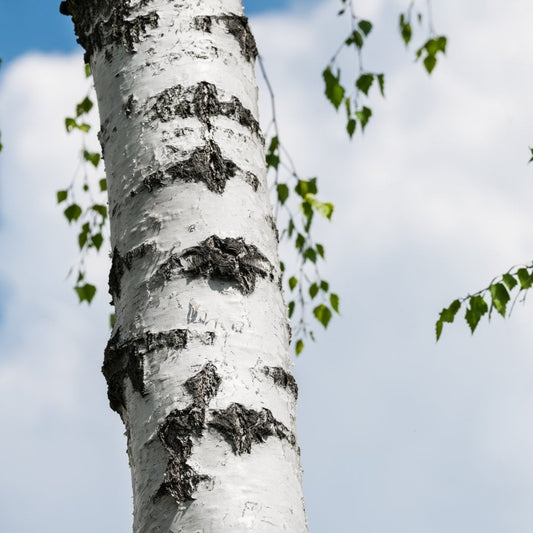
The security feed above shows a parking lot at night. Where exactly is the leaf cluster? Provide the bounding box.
[436,264,533,340]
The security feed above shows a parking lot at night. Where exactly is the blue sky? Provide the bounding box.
[0,0,301,64]
[3,1,533,532]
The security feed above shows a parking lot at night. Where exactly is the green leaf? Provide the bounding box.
[76,96,93,117]
[423,55,437,74]
[489,283,510,317]
[268,136,279,153]
[345,29,364,48]
[304,247,317,263]
[358,19,373,36]
[399,15,412,46]
[109,313,116,328]
[320,280,329,292]
[99,178,107,192]
[377,73,385,97]
[346,118,356,138]
[56,190,68,203]
[287,218,295,237]
[288,301,295,318]
[295,178,318,198]
[289,276,298,291]
[91,204,108,219]
[316,243,325,258]
[65,117,77,132]
[313,304,332,328]
[83,150,101,167]
[356,73,374,96]
[465,295,488,333]
[74,283,96,304]
[295,339,304,355]
[78,229,88,249]
[323,67,345,110]
[306,194,334,219]
[309,283,319,299]
[266,153,280,169]
[529,147,533,163]
[355,106,372,131]
[517,268,533,289]
[435,299,461,340]
[78,123,91,132]
[330,293,340,313]
[502,273,518,291]
[277,183,289,205]
[91,233,104,250]
[279,261,285,273]
[64,203,82,223]
[84,64,92,78]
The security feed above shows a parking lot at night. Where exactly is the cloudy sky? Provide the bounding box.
[2,1,533,532]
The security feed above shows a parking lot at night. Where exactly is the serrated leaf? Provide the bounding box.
[280,261,285,272]
[268,136,279,153]
[65,117,77,132]
[289,276,298,291]
[489,283,510,317]
[266,153,280,169]
[517,268,533,289]
[423,54,437,74]
[78,123,91,132]
[529,147,533,163]
[109,313,115,328]
[64,203,82,223]
[78,229,88,249]
[330,293,340,313]
[76,97,93,117]
[377,73,385,97]
[91,204,107,218]
[304,247,317,263]
[323,67,345,110]
[309,283,319,299]
[313,304,332,328]
[84,63,92,78]
[83,150,100,167]
[295,178,318,198]
[502,273,518,291]
[295,339,304,355]
[288,301,295,318]
[358,20,372,36]
[399,17,412,46]
[346,118,356,138]
[75,283,96,304]
[91,233,104,250]
[99,178,107,191]
[465,295,488,333]
[56,190,68,203]
[320,280,329,292]
[345,29,364,48]
[316,243,325,258]
[356,73,374,96]
[277,183,289,205]
[355,106,372,131]
[435,299,461,340]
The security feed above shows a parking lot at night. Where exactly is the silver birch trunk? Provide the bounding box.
[60,0,308,531]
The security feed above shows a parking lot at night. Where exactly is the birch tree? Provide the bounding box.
[59,0,307,530]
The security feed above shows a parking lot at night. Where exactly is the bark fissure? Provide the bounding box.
[147,82,260,136]
[156,363,221,504]
[103,328,190,413]
[209,403,296,455]
[60,0,159,63]
[179,235,274,295]
[263,366,299,399]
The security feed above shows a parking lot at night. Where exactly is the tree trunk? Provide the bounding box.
[60,0,308,531]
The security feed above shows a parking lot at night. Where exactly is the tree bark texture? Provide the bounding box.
[60,0,308,531]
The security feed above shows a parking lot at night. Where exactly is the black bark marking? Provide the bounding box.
[263,367,298,399]
[60,1,158,63]
[185,362,221,408]
[209,403,296,455]
[156,363,221,505]
[108,243,156,301]
[103,328,189,413]
[141,140,238,195]
[179,235,274,295]
[193,14,257,62]
[148,82,260,136]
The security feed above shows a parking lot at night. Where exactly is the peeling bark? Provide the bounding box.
[209,403,296,455]
[179,235,274,295]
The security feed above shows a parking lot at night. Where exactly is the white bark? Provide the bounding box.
[61,0,307,531]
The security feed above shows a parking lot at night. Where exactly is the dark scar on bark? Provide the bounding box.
[148,82,260,137]
[177,235,274,295]
[209,403,296,455]
[103,328,189,414]
[263,367,298,399]
[108,243,156,301]
[156,363,221,504]
[60,0,158,63]
[193,14,258,62]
